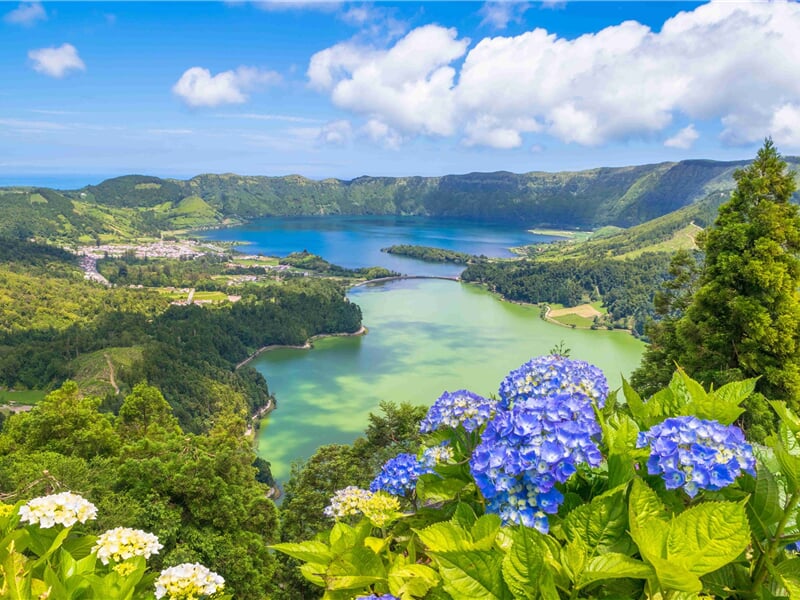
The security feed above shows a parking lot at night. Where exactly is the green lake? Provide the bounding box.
[253,278,645,480]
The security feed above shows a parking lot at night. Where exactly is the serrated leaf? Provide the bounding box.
[622,377,647,424]
[471,514,501,549]
[776,559,800,600]
[685,376,752,425]
[271,540,333,563]
[771,401,800,433]
[415,521,471,552]
[563,485,628,557]
[671,367,707,408]
[776,424,800,491]
[562,542,586,582]
[417,475,467,504]
[746,462,782,540]
[329,522,356,556]
[388,563,439,598]
[501,528,544,600]
[575,553,653,589]
[324,575,385,591]
[451,503,477,529]
[299,562,328,586]
[665,501,750,577]
[432,549,512,600]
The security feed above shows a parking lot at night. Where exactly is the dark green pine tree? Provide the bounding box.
[635,140,800,437]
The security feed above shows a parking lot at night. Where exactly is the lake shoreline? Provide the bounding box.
[235,325,368,370]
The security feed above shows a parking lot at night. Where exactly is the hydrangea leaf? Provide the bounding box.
[416,475,467,504]
[271,540,333,563]
[744,461,782,539]
[471,514,502,550]
[575,553,654,589]
[329,522,357,556]
[665,501,750,577]
[775,424,800,491]
[670,368,708,410]
[388,563,439,598]
[562,541,586,582]
[451,503,477,530]
[431,549,512,600]
[683,377,752,425]
[563,484,629,556]
[415,521,471,552]
[770,401,800,433]
[501,527,559,600]
[621,377,650,426]
[777,559,800,600]
[299,561,328,587]
[325,546,386,590]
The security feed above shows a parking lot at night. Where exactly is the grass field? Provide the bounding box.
[192,291,228,302]
[0,389,47,405]
[551,313,595,327]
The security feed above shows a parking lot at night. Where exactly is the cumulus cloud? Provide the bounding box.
[665,124,700,149]
[4,1,45,26]
[173,66,280,107]
[308,25,470,137]
[319,119,352,145]
[308,2,800,149]
[479,2,530,30]
[360,119,403,149]
[28,44,85,78]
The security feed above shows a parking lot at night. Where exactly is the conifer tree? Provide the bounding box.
[635,140,800,437]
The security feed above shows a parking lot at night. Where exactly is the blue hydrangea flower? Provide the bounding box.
[787,541,800,553]
[636,416,756,498]
[470,357,608,533]
[498,355,608,410]
[421,443,454,468]
[419,390,496,433]
[356,595,399,600]
[370,453,432,496]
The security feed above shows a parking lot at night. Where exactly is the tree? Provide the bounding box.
[635,140,800,437]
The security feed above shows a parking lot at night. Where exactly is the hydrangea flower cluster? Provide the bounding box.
[419,390,496,433]
[788,541,800,553]
[470,357,608,533]
[18,492,98,529]
[356,595,400,600]
[155,563,224,600]
[370,453,432,496]
[92,527,163,565]
[636,416,756,497]
[498,355,608,410]
[323,486,374,519]
[421,443,454,468]
[360,492,401,527]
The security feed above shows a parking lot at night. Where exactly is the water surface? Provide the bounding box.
[254,279,645,480]
[201,216,559,277]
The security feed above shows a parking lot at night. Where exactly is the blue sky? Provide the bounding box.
[2,1,800,186]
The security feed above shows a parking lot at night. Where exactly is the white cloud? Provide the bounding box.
[769,104,800,148]
[665,124,700,149]
[4,2,46,26]
[361,120,403,149]
[172,66,280,107]
[479,2,530,30]
[28,44,85,78]
[319,120,352,145]
[253,0,340,12]
[308,25,470,137]
[308,2,800,149]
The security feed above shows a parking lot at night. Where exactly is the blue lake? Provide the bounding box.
[200,216,561,276]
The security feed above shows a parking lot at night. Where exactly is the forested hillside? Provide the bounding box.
[4,157,798,244]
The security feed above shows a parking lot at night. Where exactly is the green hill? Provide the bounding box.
[2,157,799,243]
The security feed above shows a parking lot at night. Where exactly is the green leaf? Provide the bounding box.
[451,503,477,530]
[388,563,439,599]
[563,484,629,556]
[775,423,800,492]
[670,367,708,409]
[324,575,385,591]
[416,475,467,504]
[685,376,753,424]
[562,541,586,582]
[415,521,470,552]
[621,377,647,424]
[745,462,782,540]
[299,562,328,586]
[777,559,800,600]
[575,553,654,589]
[771,401,800,433]
[329,522,357,556]
[501,527,544,600]
[665,501,750,577]
[271,540,333,564]
[471,514,501,549]
[432,549,512,600]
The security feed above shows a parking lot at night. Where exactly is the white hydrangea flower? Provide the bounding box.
[92,527,163,565]
[323,486,373,518]
[155,563,225,599]
[18,492,97,528]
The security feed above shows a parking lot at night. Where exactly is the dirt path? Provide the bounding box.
[104,353,120,394]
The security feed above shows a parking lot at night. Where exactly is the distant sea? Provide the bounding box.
[0,175,119,189]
